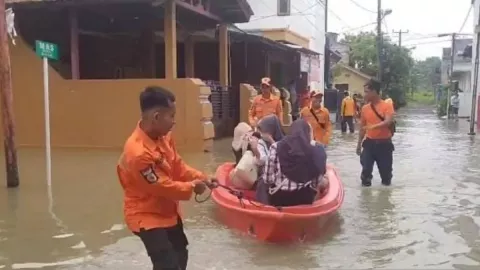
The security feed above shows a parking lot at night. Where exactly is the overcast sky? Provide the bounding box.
[328,0,474,60]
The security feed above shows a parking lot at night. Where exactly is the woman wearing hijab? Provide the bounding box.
[261,119,327,207]
[254,115,285,203]
[256,115,285,164]
[232,122,255,165]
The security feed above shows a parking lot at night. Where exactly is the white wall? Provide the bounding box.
[473,0,479,122]
[236,0,326,88]
[458,71,472,117]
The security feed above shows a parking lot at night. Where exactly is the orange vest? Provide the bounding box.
[300,106,332,145]
[248,94,283,126]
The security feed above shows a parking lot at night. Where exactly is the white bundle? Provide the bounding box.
[6,8,17,45]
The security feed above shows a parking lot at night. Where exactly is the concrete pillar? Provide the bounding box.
[69,8,79,79]
[219,24,229,86]
[164,0,177,79]
[184,37,195,78]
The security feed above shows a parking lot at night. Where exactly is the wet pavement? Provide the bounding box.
[1,107,480,269]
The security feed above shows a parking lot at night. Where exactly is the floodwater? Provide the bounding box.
[1,107,480,270]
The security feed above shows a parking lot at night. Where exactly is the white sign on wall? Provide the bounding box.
[300,53,310,72]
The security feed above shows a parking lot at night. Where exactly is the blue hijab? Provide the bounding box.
[277,119,326,183]
[257,115,284,145]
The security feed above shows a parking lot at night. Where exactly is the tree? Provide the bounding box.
[341,32,415,108]
[411,57,442,92]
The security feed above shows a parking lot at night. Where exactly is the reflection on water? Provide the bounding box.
[1,108,480,269]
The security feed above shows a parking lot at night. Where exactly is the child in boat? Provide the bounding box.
[260,119,327,207]
[230,122,262,189]
[255,115,285,203]
[256,115,285,166]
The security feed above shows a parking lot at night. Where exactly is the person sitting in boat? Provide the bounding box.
[256,115,285,164]
[230,122,262,189]
[260,119,327,207]
[231,122,258,165]
[255,114,285,203]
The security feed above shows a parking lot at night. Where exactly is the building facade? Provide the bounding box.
[473,0,480,126]
[236,0,326,91]
[441,38,473,118]
[327,32,350,64]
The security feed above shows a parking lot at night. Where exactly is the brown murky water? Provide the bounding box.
[1,108,480,269]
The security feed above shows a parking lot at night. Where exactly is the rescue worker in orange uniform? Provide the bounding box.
[340,91,356,133]
[117,86,213,270]
[299,86,313,109]
[248,77,283,127]
[356,79,395,187]
[300,91,332,146]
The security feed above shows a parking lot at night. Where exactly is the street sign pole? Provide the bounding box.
[42,56,51,187]
[35,40,58,187]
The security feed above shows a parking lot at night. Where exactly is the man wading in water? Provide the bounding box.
[356,79,395,186]
[117,86,213,270]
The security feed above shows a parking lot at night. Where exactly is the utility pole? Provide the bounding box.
[469,16,480,135]
[447,33,456,120]
[0,1,19,187]
[324,0,330,89]
[392,29,409,47]
[376,0,382,82]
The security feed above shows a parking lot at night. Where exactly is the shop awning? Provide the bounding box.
[228,26,321,56]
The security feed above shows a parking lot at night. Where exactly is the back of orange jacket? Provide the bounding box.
[248,95,283,126]
[117,125,205,232]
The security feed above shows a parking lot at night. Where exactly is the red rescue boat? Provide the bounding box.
[211,163,344,243]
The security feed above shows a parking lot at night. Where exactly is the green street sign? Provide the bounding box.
[35,40,59,61]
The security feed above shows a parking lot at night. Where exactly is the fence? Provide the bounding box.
[205,80,239,138]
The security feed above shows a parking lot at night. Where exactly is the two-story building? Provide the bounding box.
[441,38,473,118]
[235,0,325,92]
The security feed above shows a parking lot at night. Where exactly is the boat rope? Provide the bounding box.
[195,179,283,212]
[194,189,212,203]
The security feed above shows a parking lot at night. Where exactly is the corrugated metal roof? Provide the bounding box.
[7,0,52,3]
[7,0,253,23]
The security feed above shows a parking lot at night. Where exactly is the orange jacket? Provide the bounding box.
[300,106,332,145]
[117,124,206,232]
[384,98,395,111]
[361,101,395,139]
[248,94,283,126]
[299,92,312,109]
[341,97,356,117]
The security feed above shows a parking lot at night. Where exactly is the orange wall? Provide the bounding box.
[6,38,213,151]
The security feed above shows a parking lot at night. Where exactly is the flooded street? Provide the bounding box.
[1,107,480,269]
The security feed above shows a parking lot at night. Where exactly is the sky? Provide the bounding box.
[328,0,474,60]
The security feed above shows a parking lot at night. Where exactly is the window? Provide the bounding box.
[277,0,291,16]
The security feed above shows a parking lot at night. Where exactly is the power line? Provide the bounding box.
[315,0,351,29]
[341,22,377,33]
[346,0,376,13]
[458,4,473,33]
[249,2,321,22]
[403,39,452,46]
[392,29,409,46]
[383,20,389,33]
[400,35,443,42]
[290,3,323,33]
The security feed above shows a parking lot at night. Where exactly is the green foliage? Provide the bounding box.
[331,64,342,78]
[411,57,442,91]
[342,32,379,77]
[341,32,441,109]
[406,91,435,105]
[436,85,449,117]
